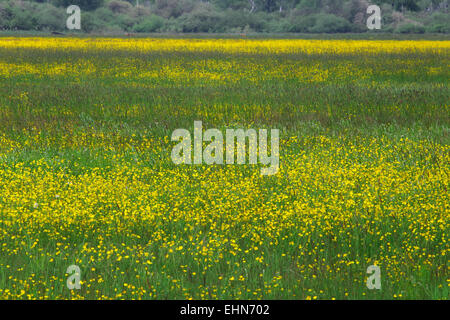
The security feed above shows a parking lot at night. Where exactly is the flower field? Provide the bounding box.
[0,37,448,299]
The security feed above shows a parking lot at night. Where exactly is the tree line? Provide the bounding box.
[0,0,448,33]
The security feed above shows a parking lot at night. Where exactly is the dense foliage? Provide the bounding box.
[0,0,448,33]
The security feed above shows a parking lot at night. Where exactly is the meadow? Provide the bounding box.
[0,37,448,299]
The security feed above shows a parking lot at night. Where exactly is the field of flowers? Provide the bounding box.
[0,37,448,300]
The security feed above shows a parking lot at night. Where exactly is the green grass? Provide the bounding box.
[0,36,448,300]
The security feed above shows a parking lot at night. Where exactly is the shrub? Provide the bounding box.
[251,12,271,32]
[116,14,135,31]
[93,7,117,24]
[289,13,352,33]
[219,9,250,31]
[265,18,291,33]
[132,15,165,32]
[424,12,450,33]
[36,4,65,31]
[395,23,425,34]
[0,3,13,29]
[8,3,38,30]
[107,0,132,14]
[154,0,195,19]
[308,13,352,33]
[288,14,317,32]
[219,10,269,32]
[52,0,104,11]
[426,23,450,33]
[177,4,224,32]
[81,11,108,32]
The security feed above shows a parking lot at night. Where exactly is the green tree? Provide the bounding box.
[52,0,104,11]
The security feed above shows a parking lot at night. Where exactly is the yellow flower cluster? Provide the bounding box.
[0,131,447,299]
[0,37,449,54]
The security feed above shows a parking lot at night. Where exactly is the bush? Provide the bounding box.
[251,12,271,32]
[93,7,117,24]
[85,7,133,32]
[424,12,450,33]
[427,12,449,25]
[107,0,132,14]
[288,14,316,32]
[154,0,195,19]
[219,9,249,32]
[0,0,445,34]
[8,3,38,30]
[308,13,352,33]
[160,17,181,32]
[52,0,104,11]
[265,18,291,33]
[177,4,224,32]
[116,14,135,31]
[218,10,269,33]
[289,13,353,33]
[132,15,165,32]
[36,4,65,31]
[0,3,13,29]
[81,11,108,32]
[426,23,450,33]
[395,23,425,34]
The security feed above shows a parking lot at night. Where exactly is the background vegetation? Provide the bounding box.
[0,0,448,33]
